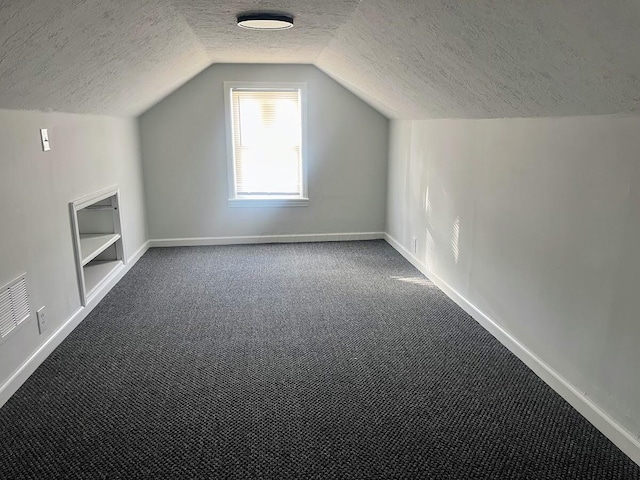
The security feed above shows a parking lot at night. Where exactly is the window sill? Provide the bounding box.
[228,197,309,208]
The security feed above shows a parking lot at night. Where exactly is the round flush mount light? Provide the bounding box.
[237,13,294,30]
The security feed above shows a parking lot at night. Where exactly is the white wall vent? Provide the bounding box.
[0,274,30,341]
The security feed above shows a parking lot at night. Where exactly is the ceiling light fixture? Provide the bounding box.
[237,13,294,30]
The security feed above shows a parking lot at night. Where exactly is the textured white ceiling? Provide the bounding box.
[318,0,640,118]
[0,0,210,115]
[173,0,361,63]
[1,1,640,118]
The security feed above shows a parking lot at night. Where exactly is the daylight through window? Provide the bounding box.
[228,86,306,203]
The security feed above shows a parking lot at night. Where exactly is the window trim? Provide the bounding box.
[224,81,309,208]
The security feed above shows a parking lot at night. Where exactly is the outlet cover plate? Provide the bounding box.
[37,306,47,334]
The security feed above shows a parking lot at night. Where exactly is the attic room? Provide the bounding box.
[1,1,639,478]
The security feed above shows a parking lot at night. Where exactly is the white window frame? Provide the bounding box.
[224,81,309,207]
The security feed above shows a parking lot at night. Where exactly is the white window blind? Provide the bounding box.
[230,89,303,196]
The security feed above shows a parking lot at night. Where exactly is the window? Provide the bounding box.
[224,82,308,207]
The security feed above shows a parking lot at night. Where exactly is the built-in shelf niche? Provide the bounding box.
[70,187,126,306]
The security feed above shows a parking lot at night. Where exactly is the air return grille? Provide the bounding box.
[0,274,30,340]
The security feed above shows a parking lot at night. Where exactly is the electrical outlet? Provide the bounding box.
[37,307,48,334]
[412,236,418,253]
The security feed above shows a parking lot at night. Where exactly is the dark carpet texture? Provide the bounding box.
[1,240,638,479]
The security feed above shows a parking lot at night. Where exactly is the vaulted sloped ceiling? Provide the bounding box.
[0,1,210,116]
[173,0,361,63]
[317,0,640,118]
[1,0,640,119]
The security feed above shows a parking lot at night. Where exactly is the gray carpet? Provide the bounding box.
[1,240,638,479]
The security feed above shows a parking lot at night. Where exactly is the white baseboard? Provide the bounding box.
[0,240,150,408]
[150,232,385,248]
[384,233,640,466]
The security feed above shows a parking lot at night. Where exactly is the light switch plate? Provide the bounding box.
[40,128,50,152]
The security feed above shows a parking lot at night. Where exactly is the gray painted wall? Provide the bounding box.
[386,115,640,442]
[0,109,148,388]
[139,64,388,240]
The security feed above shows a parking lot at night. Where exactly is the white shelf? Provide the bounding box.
[70,187,126,306]
[79,233,121,266]
[83,260,123,298]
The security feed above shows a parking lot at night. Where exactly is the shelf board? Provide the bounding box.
[83,205,115,211]
[79,233,121,266]
[84,260,123,298]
